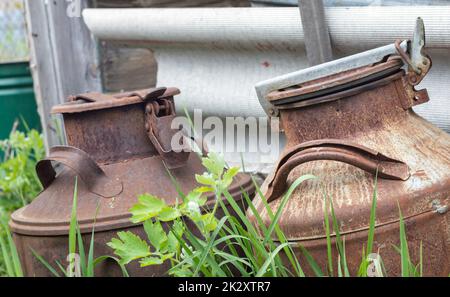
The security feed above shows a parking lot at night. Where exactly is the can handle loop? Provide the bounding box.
[265,139,410,202]
[36,146,123,198]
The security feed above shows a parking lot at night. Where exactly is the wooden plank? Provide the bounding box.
[100,43,157,92]
[25,0,102,148]
[25,0,60,148]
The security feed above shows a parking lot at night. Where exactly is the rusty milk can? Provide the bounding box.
[251,22,449,276]
[10,87,255,276]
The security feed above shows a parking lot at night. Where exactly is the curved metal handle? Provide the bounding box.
[36,146,123,198]
[265,139,410,202]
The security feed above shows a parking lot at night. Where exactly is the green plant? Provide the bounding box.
[0,125,45,212]
[300,176,423,277]
[108,152,427,277]
[0,122,45,276]
[108,152,315,277]
[0,213,23,277]
[33,177,128,277]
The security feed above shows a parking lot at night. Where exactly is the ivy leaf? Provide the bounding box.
[107,231,150,265]
[158,207,182,222]
[143,220,167,252]
[202,152,225,177]
[129,194,167,223]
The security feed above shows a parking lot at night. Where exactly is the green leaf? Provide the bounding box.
[140,256,164,266]
[143,220,167,252]
[129,194,167,223]
[107,231,151,265]
[222,166,239,187]
[172,220,184,238]
[194,186,214,194]
[158,207,182,222]
[167,231,180,254]
[202,213,218,233]
[186,190,208,206]
[202,152,225,177]
[195,173,215,186]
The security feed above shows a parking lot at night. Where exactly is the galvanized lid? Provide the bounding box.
[255,41,408,116]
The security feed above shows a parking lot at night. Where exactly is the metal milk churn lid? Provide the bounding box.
[250,19,450,276]
[10,87,254,276]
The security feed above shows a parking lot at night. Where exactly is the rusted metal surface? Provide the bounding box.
[10,87,255,276]
[36,146,123,198]
[250,35,450,275]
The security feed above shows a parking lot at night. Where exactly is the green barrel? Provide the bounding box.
[0,62,41,139]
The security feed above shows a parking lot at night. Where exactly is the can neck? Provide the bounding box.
[63,104,158,164]
[279,73,410,147]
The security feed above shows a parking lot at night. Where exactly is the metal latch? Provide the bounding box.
[144,94,190,169]
[394,18,432,109]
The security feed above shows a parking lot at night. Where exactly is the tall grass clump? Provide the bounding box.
[108,152,426,277]
[0,121,44,276]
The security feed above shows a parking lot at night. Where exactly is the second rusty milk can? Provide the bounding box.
[10,87,255,276]
[250,22,449,276]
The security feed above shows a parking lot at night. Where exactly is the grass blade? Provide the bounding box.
[4,223,23,276]
[31,248,60,277]
[251,176,305,277]
[264,174,316,244]
[76,227,87,277]
[87,203,101,277]
[323,191,334,277]
[0,232,14,276]
[328,194,350,277]
[366,172,378,256]
[398,202,410,277]
[94,256,129,277]
[193,216,228,276]
[299,245,324,277]
[256,243,289,277]
[419,241,423,277]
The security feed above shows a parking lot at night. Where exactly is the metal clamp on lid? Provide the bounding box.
[144,96,190,169]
